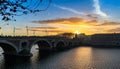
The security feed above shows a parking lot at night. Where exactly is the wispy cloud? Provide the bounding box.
[32,17,85,25]
[53,4,85,15]
[32,17,120,34]
[29,29,64,33]
[32,17,120,26]
[28,26,65,34]
[107,28,120,33]
[86,14,98,20]
[93,0,108,18]
[96,22,120,26]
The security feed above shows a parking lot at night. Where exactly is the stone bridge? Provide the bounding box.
[0,36,81,57]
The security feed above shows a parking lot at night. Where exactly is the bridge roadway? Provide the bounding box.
[0,36,81,57]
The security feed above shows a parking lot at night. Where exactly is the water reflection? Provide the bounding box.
[1,46,120,69]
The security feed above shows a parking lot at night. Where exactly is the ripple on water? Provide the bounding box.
[1,46,120,69]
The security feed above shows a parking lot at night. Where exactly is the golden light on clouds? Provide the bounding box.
[32,15,120,35]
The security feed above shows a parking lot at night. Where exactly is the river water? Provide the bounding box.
[1,46,120,69]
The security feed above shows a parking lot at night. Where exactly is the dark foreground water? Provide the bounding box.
[1,46,120,69]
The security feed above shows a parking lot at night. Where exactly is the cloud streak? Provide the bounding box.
[96,22,120,26]
[28,26,70,34]
[32,17,120,34]
[32,17,120,26]
[107,28,120,33]
[32,17,85,25]
[29,29,64,33]
[53,4,85,15]
[93,0,108,18]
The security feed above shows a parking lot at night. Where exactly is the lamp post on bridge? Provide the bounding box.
[26,26,29,36]
[33,30,36,36]
[44,28,49,36]
[13,27,22,36]
[0,23,9,36]
[13,27,16,36]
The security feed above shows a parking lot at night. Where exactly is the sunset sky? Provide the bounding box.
[1,0,120,36]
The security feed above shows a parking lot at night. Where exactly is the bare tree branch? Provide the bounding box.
[0,0,51,21]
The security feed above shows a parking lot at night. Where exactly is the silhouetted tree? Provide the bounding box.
[0,0,51,21]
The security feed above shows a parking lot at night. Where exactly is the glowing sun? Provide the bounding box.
[74,31,80,34]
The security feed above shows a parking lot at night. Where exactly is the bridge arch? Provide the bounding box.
[55,41,66,49]
[0,41,18,55]
[31,39,52,51]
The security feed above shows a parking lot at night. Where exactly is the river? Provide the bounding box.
[1,46,120,69]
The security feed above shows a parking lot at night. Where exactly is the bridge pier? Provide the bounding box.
[17,41,32,57]
[3,47,32,57]
[18,50,32,57]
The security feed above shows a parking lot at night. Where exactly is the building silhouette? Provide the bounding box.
[91,33,120,47]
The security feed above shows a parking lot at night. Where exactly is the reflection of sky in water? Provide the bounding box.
[0,47,3,54]
[1,46,120,69]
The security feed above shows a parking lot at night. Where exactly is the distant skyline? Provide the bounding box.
[1,0,120,36]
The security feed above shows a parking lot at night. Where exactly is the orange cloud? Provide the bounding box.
[85,20,98,26]
[32,17,120,35]
[28,26,71,35]
[32,17,85,25]
[32,17,120,26]
[96,22,120,26]
[106,28,120,33]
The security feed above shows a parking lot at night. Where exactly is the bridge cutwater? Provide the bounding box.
[0,36,81,57]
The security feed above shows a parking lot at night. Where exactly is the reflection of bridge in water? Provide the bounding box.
[0,36,81,57]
